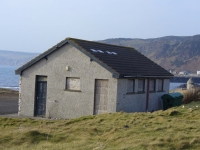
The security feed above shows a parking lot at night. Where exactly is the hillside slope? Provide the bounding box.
[0,50,39,66]
[99,35,200,73]
[1,102,200,149]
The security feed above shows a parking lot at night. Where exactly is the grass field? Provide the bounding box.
[1,101,200,150]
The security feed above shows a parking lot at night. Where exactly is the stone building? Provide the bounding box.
[15,38,173,119]
[197,70,200,76]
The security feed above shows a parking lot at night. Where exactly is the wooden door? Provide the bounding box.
[94,79,108,115]
[35,76,47,116]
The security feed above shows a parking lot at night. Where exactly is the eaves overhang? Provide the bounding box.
[15,40,69,75]
[15,38,120,78]
[118,75,174,79]
[15,37,174,79]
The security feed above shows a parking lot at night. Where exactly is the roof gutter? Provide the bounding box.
[123,75,173,78]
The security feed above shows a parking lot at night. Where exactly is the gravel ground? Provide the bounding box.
[0,99,18,115]
[0,89,18,115]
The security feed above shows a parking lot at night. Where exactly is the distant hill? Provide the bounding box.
[1,35,200,72]
[99,35,200,73]
[0,50,39,66]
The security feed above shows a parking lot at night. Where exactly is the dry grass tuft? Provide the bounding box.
[1,102,200,149]
[168,109,180,116]
[173,88,200,104]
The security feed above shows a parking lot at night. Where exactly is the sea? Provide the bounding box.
[0,65,184,91]
[0,66,20,91]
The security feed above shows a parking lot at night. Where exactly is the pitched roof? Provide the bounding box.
[15,38,173,78]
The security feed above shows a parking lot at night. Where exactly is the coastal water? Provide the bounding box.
[170,82,185,90]
[0,66,19,90]
[0,66,184,91]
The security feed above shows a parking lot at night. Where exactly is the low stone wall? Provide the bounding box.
[170,77,200,83]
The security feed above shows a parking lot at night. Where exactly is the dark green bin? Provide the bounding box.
[161,92,183,110]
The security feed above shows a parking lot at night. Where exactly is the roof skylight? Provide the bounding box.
[90,49,117,55]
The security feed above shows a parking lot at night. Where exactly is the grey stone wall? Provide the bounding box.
[19,44,117,119]
[116,78,170,112]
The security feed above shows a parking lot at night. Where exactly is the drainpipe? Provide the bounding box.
[146,78,150,112]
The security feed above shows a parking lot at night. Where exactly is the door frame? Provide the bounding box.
[93,79,109,115]
[34,75,47,116]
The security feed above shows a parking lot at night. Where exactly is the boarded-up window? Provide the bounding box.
[127,79,135,93]
[138,79,145,92]
[149,79,156,92]
[66,77,80,90]
[158,79,164,91]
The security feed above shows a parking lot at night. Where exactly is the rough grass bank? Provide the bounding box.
[1,102,200,150]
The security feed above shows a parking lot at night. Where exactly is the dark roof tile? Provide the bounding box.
[15,37,173,78]
[70,38,173,77]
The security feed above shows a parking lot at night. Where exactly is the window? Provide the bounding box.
[66,77,80,91]
[149,79,156,92]
[158,79,164,91]
[127,79,135,93]
[138,79,145,92]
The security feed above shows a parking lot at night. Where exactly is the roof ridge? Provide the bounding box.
[66,37,137,50]
[16,37,173,77]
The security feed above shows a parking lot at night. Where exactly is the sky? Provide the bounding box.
[0,0,200,53]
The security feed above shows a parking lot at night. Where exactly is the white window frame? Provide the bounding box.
[127,79,135,94]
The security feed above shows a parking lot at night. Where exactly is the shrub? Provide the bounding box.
[179,88,200,104]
